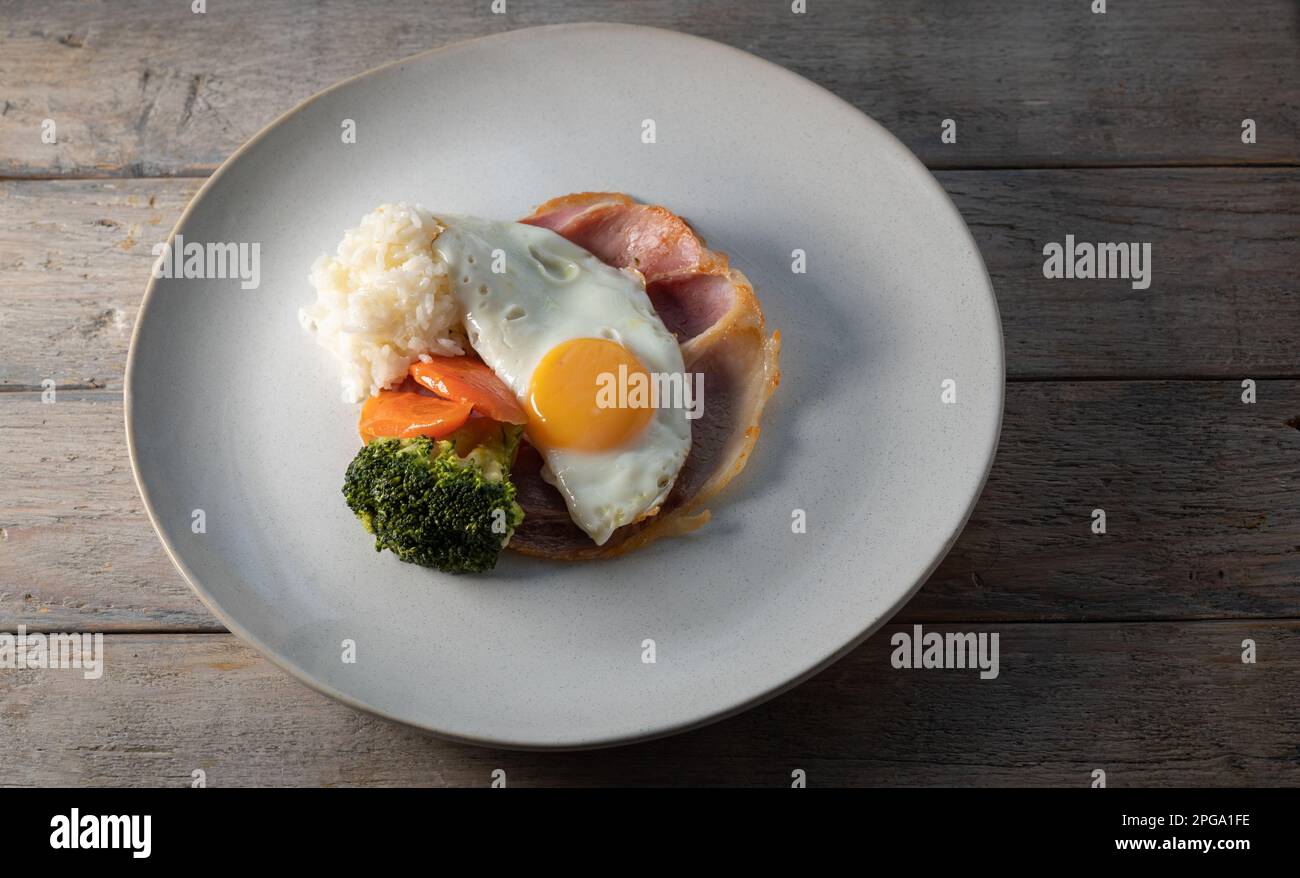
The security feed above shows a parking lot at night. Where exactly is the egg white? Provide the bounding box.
[430,214,691,545]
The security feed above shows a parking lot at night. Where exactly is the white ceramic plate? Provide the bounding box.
[127,23,1003,749]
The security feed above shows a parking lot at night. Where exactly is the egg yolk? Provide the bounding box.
[527,337,654,452]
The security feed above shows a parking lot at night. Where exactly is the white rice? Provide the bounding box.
[299,202,463,402]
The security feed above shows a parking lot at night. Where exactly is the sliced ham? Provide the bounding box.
[525,197,726,281]
[523,192,632,234]
[508,193,781,560]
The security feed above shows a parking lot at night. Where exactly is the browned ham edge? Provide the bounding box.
[507,193,781,560]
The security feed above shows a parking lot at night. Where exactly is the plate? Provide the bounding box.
[126,23,1003,749]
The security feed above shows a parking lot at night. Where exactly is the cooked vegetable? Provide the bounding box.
[410,357,528,424]
[357,390,473,443]
[342,425,524,574]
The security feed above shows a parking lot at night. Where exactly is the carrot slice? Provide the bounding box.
[410,357,527,425]
[358,390,474,444]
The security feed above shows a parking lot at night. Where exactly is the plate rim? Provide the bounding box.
[124,21,1006,751]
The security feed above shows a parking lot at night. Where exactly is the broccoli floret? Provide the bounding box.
[342,425,525,574]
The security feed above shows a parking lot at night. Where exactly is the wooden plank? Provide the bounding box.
[911,379,1300,623]
[0,179,196,391]
[3,381,1297,632]
[942,167,1300,380]
[0,391,213,630]
[0,0,1294,177]
[0,623,1293,786]
[2,170,1298,391]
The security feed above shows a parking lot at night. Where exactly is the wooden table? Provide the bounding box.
[2,0,1297,787]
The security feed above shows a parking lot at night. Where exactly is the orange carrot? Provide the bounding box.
[410,357,527,425]
[358,390,474,444]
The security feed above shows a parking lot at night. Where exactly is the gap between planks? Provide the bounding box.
[7,616,1300,637]
[2,161,1299,184]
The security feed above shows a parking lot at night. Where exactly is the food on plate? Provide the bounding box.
[356,388,472,444]
[409,357,527,425]
[300,195,780,573]
[430,212,693,548]
[343,427,524,574]
[299,204,464,403]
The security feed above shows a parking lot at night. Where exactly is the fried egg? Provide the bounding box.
[430,214,691,545]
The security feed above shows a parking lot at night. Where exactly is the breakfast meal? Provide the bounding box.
[299,193,780,573]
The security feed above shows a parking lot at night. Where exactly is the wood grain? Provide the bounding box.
[0,179,193,391]
[0,0,1295,178]
[943,168,1300,379]
[0,391,210,631]
[2,170,1298,392]
[3,381,1297,632]
[914,379,1300,623]
[0,623,1293,786]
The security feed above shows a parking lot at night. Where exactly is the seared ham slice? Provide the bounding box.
[509,193,781,559]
